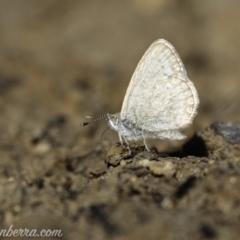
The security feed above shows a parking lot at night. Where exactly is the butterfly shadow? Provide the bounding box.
[169,134,208,158]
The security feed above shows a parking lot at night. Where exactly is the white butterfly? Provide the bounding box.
[83,39,199,152]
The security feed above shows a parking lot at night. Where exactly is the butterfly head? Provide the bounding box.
[107,113,121,131]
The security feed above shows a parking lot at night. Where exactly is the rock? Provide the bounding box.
[212,121,240,144]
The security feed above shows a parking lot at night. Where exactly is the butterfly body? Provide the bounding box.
[107,113,144,141]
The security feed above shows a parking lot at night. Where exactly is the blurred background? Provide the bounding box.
[0,0,240,151]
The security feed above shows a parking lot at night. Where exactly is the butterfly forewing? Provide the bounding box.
[121,39,188,121]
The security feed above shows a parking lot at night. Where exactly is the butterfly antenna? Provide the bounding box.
[81,114,108,126]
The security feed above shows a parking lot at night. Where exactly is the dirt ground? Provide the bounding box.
[0,1,240,240]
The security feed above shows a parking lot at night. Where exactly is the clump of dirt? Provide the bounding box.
[81,122,240,240]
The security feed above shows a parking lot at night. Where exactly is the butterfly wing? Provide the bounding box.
[121,39,188,120]
[120,39,199,131]
[136,75,199,131]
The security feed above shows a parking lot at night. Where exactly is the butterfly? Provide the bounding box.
[82,39,199,152]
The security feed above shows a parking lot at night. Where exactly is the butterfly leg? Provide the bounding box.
[118,133,123,145]
[122,136,131,155]
[142,134,150,151]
